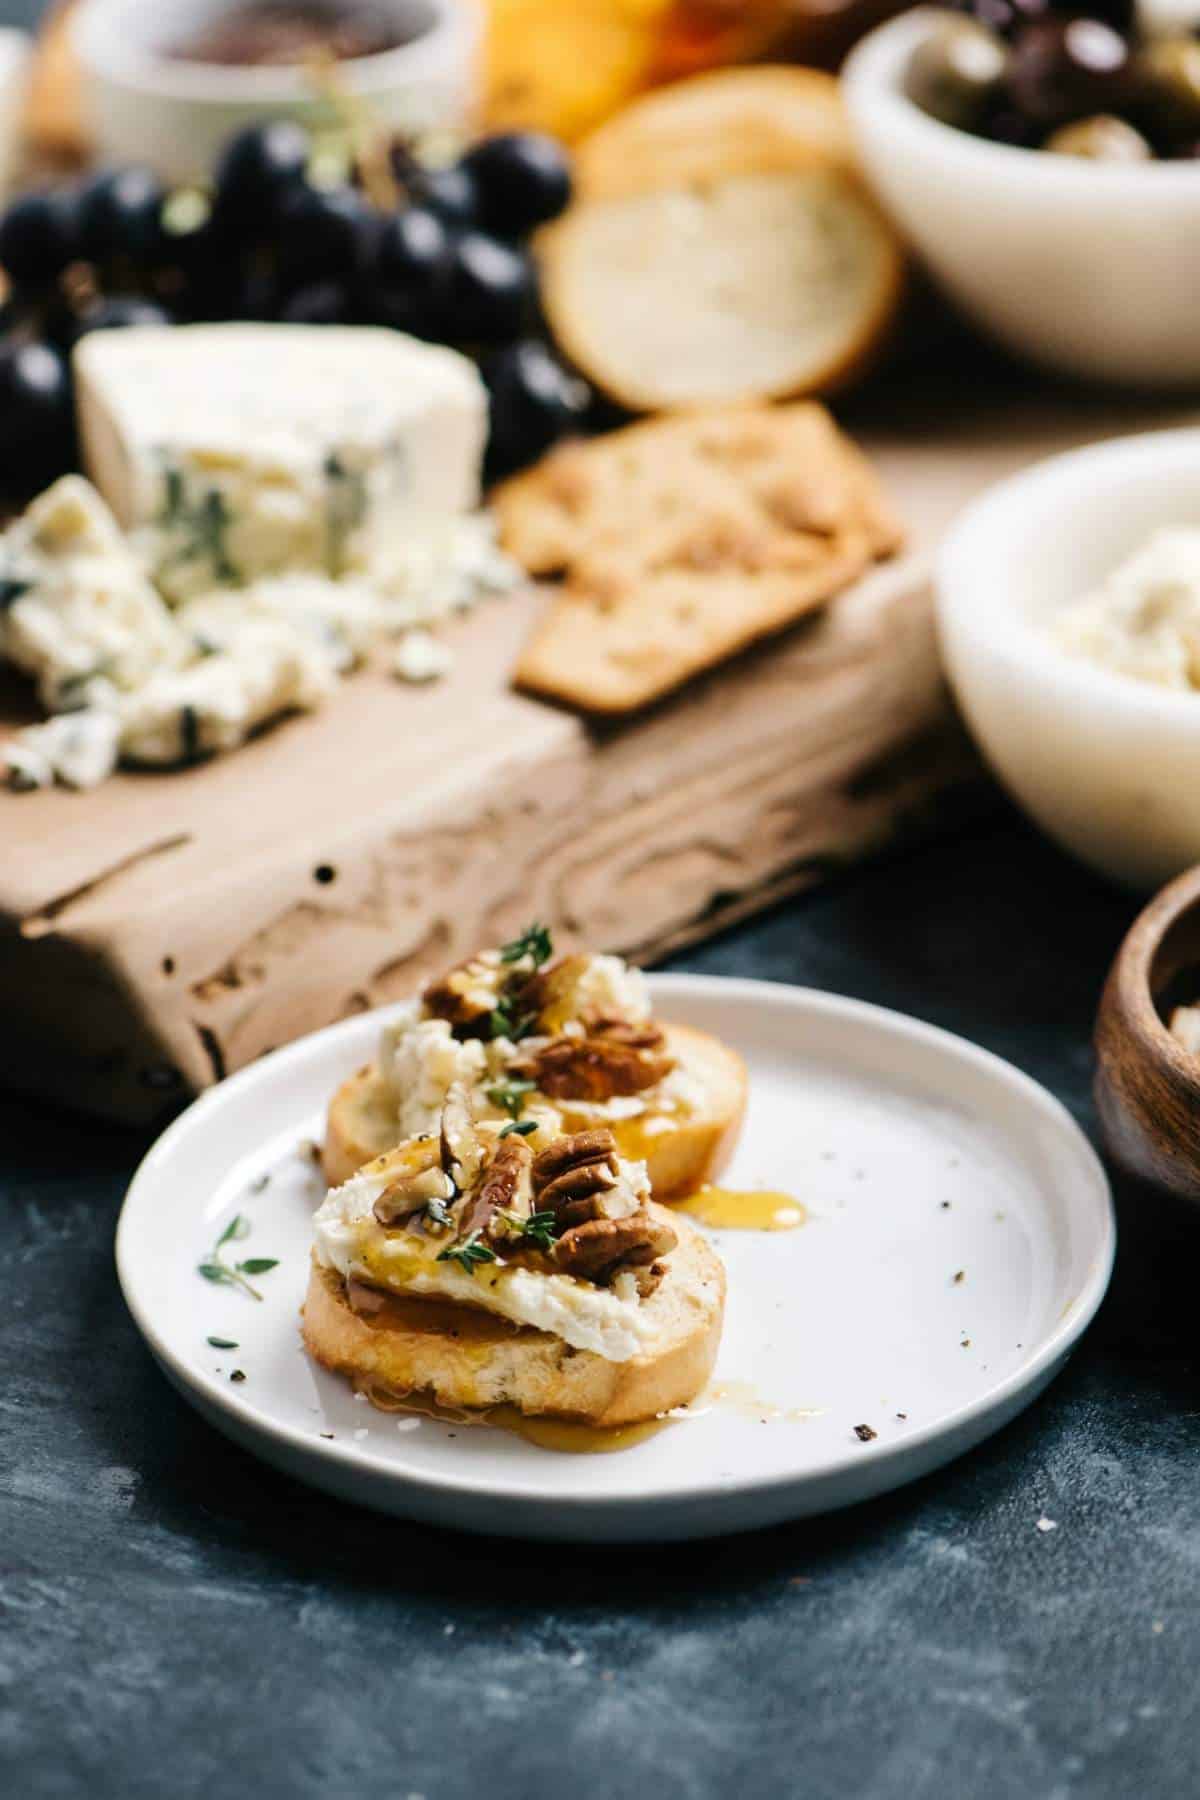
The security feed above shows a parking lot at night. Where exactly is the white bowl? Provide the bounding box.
[843,8,1200,387]
[73,0,481,186]
[938,428,1200,890]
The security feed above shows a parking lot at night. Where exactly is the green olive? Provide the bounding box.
[907,19,1010,133]
[1043,113,1153,160]
[1139,36,1200,138]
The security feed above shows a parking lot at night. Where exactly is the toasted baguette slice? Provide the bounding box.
[301,1202,725,1426]
[323,1021,747,1198]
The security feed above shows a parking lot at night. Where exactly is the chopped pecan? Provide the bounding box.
[520,1033,674,1101]
[373,1161,453,1227]
[585,1017,669,1052]
[554,1208,678,1285]
[440,1083,481,1190]
[458,1135,534,1245]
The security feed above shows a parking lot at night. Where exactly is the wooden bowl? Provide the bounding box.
[1095,863,1200,1201]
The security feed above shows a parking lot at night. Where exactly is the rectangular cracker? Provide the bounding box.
[495,402,904,714]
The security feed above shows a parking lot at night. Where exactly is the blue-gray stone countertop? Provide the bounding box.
[4,807,1199,1800]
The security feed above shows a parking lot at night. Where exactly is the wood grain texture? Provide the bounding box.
[1095,862,1200,1203]
[6,380,1194,1124]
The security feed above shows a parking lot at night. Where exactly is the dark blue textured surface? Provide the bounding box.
[5,809,1199,1800]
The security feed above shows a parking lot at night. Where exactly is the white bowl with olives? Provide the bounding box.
[843,6,1200,385]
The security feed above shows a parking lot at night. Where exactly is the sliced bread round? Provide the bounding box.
[301,1201,726,1426]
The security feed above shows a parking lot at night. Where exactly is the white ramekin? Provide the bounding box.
[937,428,1200,889]
[843,8,1200,387]
[73,0,481,185]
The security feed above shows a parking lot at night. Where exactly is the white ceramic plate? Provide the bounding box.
[116,976,1114,1542]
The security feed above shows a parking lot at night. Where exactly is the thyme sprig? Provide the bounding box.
[486,1077,536,1120]
[499,923,553,967]
[197,1214,279,1301]
[501,1208,557,1251]
[498,1120,537,1140]
[436,1231,496,1276]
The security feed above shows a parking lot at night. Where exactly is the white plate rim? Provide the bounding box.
[115,975,1116,1529]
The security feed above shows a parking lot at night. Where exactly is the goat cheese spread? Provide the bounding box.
[313,1144,658,1361]
[1053,528,1200,690]
[2,325,519,792]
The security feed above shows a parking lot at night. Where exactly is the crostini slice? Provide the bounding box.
[303,1103,726,1425]
[322,928,747,1200]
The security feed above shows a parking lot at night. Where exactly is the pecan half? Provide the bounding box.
[458,1135,534,1245]
[530,1128,620,1228]
[554,1209,678,1285]
[520,1033,674,1101]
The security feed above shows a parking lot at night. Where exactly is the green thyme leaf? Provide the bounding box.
[520,1209,557,1250]
[498,1120,538,1140]
[486,1077,536,1120]
[207,1335,239,1349]
[437,1232,497,1276]
[198,1217,277,1301]
[499,923,553,968]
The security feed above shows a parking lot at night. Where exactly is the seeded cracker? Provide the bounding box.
[495,402,904,714]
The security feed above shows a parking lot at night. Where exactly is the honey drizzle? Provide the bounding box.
[356,1381,673,1454]
[675,1185,806,1231]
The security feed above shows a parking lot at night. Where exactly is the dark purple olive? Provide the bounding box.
[0,340,74,490]
[275,182,373,286]
[481,339,589,479]
[212,120,312,235]
[947,0,1049,42]
[406,161,478,227]
[443,231,535,343]
[0,190,78,290]
[463,133,572,238]
[1005,17,1133,130]
[77,166,167,266]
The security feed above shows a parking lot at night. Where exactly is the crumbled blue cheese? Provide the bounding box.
[4,708,121,791]
[392,629,453,684]
[0,477,182,708]
[117,623,340,764]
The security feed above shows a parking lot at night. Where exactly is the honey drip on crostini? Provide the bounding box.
[676,1186,806,1231]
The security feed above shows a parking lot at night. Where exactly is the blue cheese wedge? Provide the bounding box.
[74,324,489,602]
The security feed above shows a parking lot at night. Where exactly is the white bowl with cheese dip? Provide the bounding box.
[73,0,481,186]
[938,429,1200,890]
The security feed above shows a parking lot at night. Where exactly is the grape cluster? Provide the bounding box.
[0,122,589,494]
[912,0,1200,161]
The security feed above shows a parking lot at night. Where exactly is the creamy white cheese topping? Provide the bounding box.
[1054,528,1200,690]
[313,1159,657,1361]
[379,1017,489,1139]
[572,953,653,1023]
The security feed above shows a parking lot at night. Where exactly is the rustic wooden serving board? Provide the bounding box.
[2,378,1194,1124]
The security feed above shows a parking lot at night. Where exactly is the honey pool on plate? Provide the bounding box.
[676,1185,806,1231]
